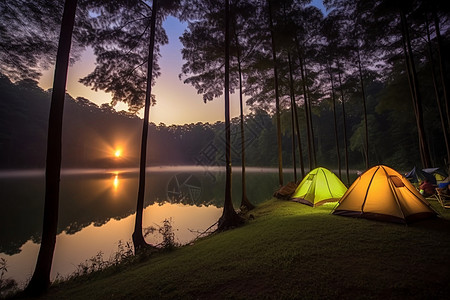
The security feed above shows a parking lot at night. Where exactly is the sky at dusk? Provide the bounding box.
[38,1,326,125]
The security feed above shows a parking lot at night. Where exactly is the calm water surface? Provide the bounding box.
[0,166,280,285]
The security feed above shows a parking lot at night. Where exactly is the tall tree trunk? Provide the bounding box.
[295,36,314,170]
[292,93,304,179]
[328,62,341,178]
[337,61,349,185]
[290,97,297,182]
[304,60,317,167]
[400,9,432,168]
[268,0,283,186]
[433,9,450,134]
[287,51,298,181]
[232,17,254,211]
[356,48,369,170]
[302,62,313,172]
[132,0,159,252]
[400,15,422,164]
[218,0,242,230]
[24,0,77,296]
[425,15,450,165]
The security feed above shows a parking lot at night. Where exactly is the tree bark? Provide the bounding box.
[425,15,450,165]
[132,0,159,252]
[400,9,432,168]
[268,0,283,186]
[292,93,304,180]
[433,9,450,134]
[356,48,369,170]
[295,36,314,171]
[287,51,298,181]
[24,0,77,296]
[328,62,341,178]
[218,0,243,231]
[337,61,350,185]
[304,60,317,167]
[232,15,254,211]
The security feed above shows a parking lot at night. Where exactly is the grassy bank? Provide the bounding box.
[34,198,450,299]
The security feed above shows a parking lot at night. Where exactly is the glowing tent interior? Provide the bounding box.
[291,167,348,207]
[332,165,437,224]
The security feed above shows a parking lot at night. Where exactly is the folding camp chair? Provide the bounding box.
[435,188,450,209]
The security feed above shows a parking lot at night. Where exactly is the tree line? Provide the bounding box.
[0,72,446,173]
[1,0,449,295]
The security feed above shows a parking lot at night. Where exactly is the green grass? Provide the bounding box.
[35,199,450,299]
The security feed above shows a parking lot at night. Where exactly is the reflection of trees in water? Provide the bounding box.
[0,177,44,255]
[167,173,202,204]
[163,171,279,208]
[0,171,279,255]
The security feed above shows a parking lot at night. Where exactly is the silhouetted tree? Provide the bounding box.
[179,0,243,227]
[79,0,168,113]
[24,0,78,295]
[267,0,284,186]
[327,61,342,178]
[230,0,255,211]
[80,0,183,252]
[218,0,243,230]
[424,13,450,165]
[321,11,351,182]
[132,0,160,252]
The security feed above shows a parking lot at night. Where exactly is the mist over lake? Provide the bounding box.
[0,166,281,285]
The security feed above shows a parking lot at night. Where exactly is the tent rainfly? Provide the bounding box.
[422,167,448,183]
[405,166,437,185]
[333,165,437,224]
[291,167,347,207]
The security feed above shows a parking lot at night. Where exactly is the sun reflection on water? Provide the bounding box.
[113,174,119,190]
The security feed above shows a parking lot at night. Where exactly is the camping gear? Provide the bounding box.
[405,166,436,185]
[422,167,448,183]
[436,188,450,209]
[333,165,437,224]
[291,167,347,207]
[274,181,299,199]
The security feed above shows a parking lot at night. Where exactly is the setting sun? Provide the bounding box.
[114,149,122,158]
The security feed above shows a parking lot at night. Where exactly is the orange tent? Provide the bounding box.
[332,165,437,224]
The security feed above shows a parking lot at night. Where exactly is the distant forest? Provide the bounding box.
[0,73,447,172]
[1,1,449,177]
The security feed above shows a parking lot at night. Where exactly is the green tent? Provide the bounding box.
[291,167,348,207]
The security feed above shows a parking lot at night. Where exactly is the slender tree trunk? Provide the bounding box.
[289,52,305,179]
[328,63,341,178]
[24,0,77,296]
[132,0,159,252]
[400,15,423,164]
[356,49,369,170]
[218,0,242,230]
[337,61,349,185]
[302,63,313,172]
[433,9,450,133]
[425,15,450,164]
[400,9,432,168]
[304,60,317,167]
[287,51,298,181]
[295,36,313,170]
[290,97,297,182]
[433,7,449,175]
[232,18,254,211]
[268,0,283,186]
[292,94,304,179]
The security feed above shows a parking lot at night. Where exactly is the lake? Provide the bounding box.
[0,166,284,286]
